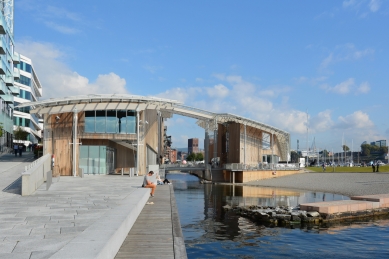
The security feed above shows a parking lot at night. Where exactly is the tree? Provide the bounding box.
[342,145,350,152]
[0,123,3,138]
[13,126,29,141]
[195,152,204,161]
[290,151,299,163]
[186,153,196,161]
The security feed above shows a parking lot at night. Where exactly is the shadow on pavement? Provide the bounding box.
[2,176,22,195]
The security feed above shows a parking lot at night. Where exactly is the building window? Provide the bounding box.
[85,111,95,132]
[15,75,31,87]
[84,110,136,134]
[95,110,106,133]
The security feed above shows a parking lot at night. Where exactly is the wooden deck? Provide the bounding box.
[115,184,187,259]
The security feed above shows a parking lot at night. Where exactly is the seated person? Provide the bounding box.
[143,171,156,197]
[155,173,164,185]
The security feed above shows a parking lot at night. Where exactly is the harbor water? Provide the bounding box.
[168,172,389,259]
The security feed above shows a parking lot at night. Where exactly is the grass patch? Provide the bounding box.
[307,165,389,173]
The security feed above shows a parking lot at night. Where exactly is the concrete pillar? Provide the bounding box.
[72,109,78,177]
[157,110,161,165]
[244,123,246,169]
[204,121,209,166]
[136,109,140,176]
[213,118,218,166]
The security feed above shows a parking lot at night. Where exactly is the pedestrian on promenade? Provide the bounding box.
[372,162,376,172]
[143,171,156,197]
[322,163,326,172]
[376,162,380,172]
[18,145,23,156]
[13,144,18,157]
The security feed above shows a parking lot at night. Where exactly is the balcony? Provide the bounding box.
[0,79,6,94]
[0,60,6,74]
[0,16,5,35]
[13,67,20,80]
[5,75,13,86]
[13,52,20,64]
[9,85,19,96]
[1,94,13,103]
[0,40,5,55]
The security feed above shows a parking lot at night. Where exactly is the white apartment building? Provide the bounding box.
[13,54,43,148]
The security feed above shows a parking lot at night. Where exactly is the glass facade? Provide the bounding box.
[13,117,30,127]
[18,89,32,101]
[79,145,115,175]
[84,110,136,134]
[15,61,32,73]
[15,75,31,87]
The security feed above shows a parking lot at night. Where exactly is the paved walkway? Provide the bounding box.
[246,172,389,197]
[0,152,186,259]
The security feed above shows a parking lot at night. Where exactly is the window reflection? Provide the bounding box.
[85,111,95,132]
[106,110,117,133]
[95,110,106,133]
[84,110,136,134]
[126,110,136,134]
[117,110,126,134]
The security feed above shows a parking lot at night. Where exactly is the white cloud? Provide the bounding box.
[336,111,374,129]
[357,81,371,94]
[157,87,202,103]
[343,0,357,8]
[321,78,354,94]
[309,110,334,132]
[320,44,374,69]
[320,78,371,95]
[44,21,80,34]
[369,0,381,12]
[206,84,229,98]
[16,40,128,99]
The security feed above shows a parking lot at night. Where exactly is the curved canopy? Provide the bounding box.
[17,94,290,159]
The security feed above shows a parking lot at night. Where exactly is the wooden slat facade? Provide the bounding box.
[44,109,163,177]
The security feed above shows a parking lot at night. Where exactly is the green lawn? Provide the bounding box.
[307,165,389,173]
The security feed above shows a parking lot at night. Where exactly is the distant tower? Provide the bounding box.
[188,138,199,154]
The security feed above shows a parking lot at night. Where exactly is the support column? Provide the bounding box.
[157,110,161,165]
[204,121,209,169]
[136,109,140,176]
[271,133,274,168]
[72,109,78,177]
[244,123,246,169]
[213,118,218,167]
[204,121,210,180]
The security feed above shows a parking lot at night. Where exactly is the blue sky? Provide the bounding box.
[15,0,389,153]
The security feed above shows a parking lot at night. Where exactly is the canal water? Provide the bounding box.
[168,172,389,259]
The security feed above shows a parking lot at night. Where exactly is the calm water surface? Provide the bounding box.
[168,173,389,259]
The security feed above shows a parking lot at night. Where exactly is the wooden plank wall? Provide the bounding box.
[50,112,76,176]
[215,123,283,166]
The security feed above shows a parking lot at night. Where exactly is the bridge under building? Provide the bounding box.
[16,94,298,183]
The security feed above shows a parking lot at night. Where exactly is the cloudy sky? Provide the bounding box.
[15,0,388,152]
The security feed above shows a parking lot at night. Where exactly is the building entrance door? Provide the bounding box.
[79,145,115,175]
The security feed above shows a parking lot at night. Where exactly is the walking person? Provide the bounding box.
[18,144,23,156]
[372,162,376,172]
[13,144,18,157]
[376,162,380,173]
[322,163,326,172]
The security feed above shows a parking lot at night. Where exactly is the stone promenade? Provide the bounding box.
[246,171,389,197]
[0,152,185,259]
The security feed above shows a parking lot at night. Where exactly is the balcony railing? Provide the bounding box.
[9,85,19,96]
[13,52,20,64]
[13,67,20,79]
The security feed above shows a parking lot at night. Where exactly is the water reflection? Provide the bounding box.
[168,172,389,258]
